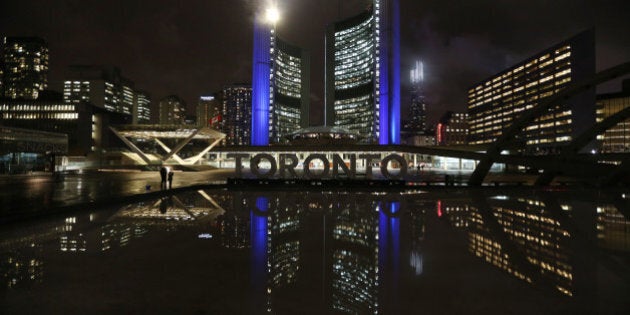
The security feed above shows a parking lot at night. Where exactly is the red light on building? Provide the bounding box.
[437,200,443,217]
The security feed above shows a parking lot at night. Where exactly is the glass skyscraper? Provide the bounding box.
[270,38,310,144]
[221,84,252,146]
[325,0,400,145]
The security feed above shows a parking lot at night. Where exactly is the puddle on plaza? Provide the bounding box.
[0,188,628,314]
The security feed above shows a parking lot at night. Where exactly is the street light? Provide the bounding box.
[266,6,280,24]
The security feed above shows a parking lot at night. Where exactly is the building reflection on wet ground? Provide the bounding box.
[0,188,628,314]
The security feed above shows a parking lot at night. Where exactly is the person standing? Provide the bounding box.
[168,170,174,189]
[160,166,167,189]
[159,166,166,187]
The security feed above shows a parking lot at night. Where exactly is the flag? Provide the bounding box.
[209,114,222,126]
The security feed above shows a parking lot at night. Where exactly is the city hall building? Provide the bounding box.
[467,30,596,154]
[251,13,310,146]
[325,0,401,145]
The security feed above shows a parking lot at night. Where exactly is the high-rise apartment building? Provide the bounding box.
[596,79,630,153]
[63,65,138,118]
[197,95,221,128]
[2,37,49,100]
[437,111,468,145]
[158,95,186,125]
[134,91,151,124]
[0,65,4,97]
[221,84,252,146]
[325,0,400,144]
[251,17,310,145]
[467,30,595,154]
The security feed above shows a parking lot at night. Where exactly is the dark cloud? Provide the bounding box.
[1,0,628,125]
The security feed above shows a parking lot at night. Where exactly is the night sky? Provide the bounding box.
[1,0,628,125]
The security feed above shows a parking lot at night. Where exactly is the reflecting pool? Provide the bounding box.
[1,188,628,314]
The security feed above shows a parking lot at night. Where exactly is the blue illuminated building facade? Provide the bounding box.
[325,0,400,145]
[251,16,310,146]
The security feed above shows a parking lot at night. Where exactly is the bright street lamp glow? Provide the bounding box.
[266,7,280,24]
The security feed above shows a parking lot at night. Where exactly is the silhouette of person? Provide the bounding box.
[159,197,168,214]
[168,170,174,189]
[160,166,167,189]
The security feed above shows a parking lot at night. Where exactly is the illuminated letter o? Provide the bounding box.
[250,154,277,178]
[380,154,407,180]
[303,154,330,179]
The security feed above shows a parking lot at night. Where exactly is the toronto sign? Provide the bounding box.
[227,153,408,180]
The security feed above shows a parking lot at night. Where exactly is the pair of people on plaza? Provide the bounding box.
[159,166,174,189]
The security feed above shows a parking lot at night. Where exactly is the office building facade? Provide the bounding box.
[0,126,67,174]
[158,95,186,125]
[221,84,252,146]
[2,37,49,100]
[0,100,130,155]
[270,38,310,143]
[325,0,400,144]
[251,19,310,145]
[596,79,630,153]
[467,30,595,154]
[63,65,143,121]
[437,111,468,146]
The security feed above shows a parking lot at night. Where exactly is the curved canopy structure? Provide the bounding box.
[110,125,225,165]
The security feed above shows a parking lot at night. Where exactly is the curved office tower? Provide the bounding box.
[326,0,400,144]
[271,38,310,144]
[251,17,310,146]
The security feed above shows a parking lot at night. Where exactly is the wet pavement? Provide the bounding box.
[0,169,232,222]
[0,187,628,314]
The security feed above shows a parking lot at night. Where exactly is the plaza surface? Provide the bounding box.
[0,169,233,223]
[0,167,551,221]
[0,169,627,314]
[0,186,628,314]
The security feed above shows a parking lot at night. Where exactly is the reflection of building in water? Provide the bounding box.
[244,191,397,314]
[596,205,630,252]
[408,203,429,276]
[60,216,86,252]
[0,216,89,288]
[218,214,249,249]
[245,193,304,313]
[111,195,218,225]
[495,199,573,296]
[269,194,301,287]
[330,201,379,314]
[442,197,574,296]
[101,223,149,251]
[217,191,250,249]
[0,245,44,289]
[103,193,223,250]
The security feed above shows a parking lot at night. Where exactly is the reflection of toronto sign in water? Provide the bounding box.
[228,153,408,179]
